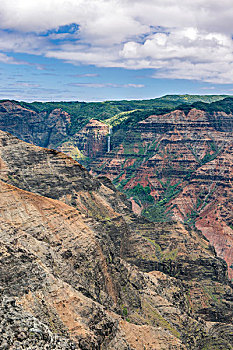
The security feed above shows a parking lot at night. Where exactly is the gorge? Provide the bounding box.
[0,95,232,349]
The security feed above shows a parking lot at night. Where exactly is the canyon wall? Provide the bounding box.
[0,129,233,348]
[74,109,233,280]
[0,99,232,281]
[0,100,71,148]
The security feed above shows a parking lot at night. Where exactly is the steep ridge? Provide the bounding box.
[0,129,233,349]
[0,100,71,149]
[0,96,229,151]
[58,119,110,160]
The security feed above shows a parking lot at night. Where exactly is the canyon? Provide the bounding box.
[0,128,233,349]
[78,107,233,280]
[0,96,232,348]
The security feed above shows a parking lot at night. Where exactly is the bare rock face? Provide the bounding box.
[0,129,233,349]
[0,297,77,349]
[58,119,110,159]
[0,101,71,148]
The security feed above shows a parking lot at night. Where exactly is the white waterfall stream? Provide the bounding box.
[107,126,112,152]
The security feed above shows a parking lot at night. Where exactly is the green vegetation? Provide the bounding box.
[201,152,217,164]
[11,94,230,136]
[103,109,141,126]
[141,178,182,222]
[122,306,128,317]
[157,178,183,204]
[6,94,231,228]
[184,184,217,227]
[159,94,228,104]
[142,204,173,222]
[125,184,154,206]
[178,96,233,115]
[142,300,181,338]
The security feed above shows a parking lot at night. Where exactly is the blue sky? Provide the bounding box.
[0,0,233,101]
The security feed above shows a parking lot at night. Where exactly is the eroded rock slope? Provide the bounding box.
[0,129,233,349]
[0,100,71,149]
[0,99,232,281]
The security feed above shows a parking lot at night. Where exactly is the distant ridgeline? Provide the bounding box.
[15,94,231,134]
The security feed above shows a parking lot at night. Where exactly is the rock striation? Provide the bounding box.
[0,100,71,149]
[79,109,233,280]
[0,129,233,349]
[58,119,110,159]
[0,99,232,280]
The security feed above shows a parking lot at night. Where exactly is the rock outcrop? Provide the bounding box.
[0,100,71,148]
[58,119,110,159]
[0,129,233,349]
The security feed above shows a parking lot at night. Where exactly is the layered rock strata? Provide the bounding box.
[0,129,233,349]
[58,119,110,158]
[79,109,233,280]
[0,100,71,148]
[0,100,232,280]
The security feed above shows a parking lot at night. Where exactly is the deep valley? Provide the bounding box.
[0,95,232,349]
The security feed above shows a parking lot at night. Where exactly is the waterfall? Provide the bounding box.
[107,136,111,152]
[107,125,112,153]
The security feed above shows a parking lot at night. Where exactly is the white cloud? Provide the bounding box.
[0,53,22,64]
[71,73,99,78]
[0,0,233,83]
[69,82,144,88]
[13,82,41,88]
[0,52,40,67]
[200,86,216,90]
